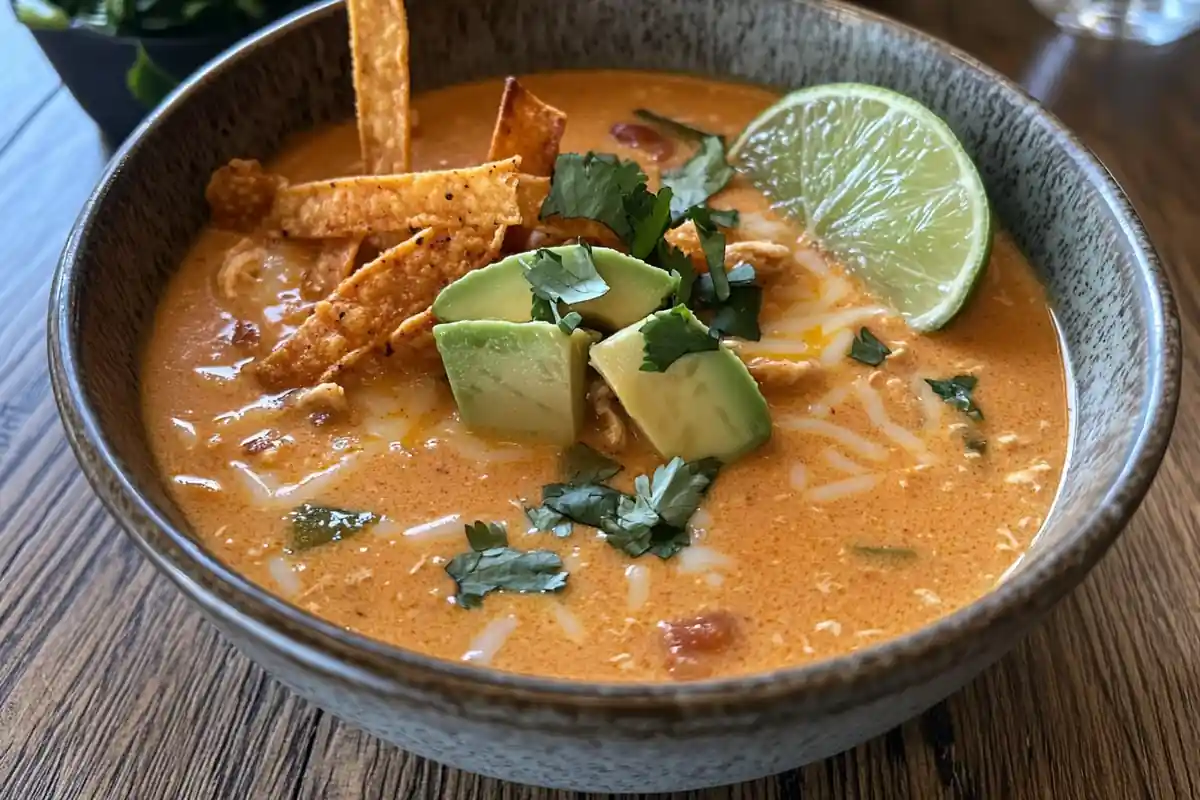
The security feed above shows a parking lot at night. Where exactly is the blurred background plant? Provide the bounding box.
[13,0,304,142]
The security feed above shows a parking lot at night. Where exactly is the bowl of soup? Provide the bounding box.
[49,0,1179,791]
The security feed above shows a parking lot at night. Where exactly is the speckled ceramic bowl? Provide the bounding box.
[48,0,1180,791]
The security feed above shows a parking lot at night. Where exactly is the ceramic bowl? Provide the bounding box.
[48,0,1180,791]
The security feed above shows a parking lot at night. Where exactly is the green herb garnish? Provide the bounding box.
[661,133,735,221]
[541,482,624,528]
[465,520,509,551]
[445,521,568,609]
[600,457,719,559]
[287,503,377,551]
[524,245,607,334]
[925,375,984,421]
[849,327,892,366]
[655,238,697,305]
[561,443,622,485]
[693,263,762,341]
[640,305,720,372]
[852,544,918,561]
[685,206,730,301]
[633,108,713,141]
[524,505,573,538]
[540,153,658,251]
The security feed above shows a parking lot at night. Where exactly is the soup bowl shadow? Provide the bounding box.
[48,0,1179,792]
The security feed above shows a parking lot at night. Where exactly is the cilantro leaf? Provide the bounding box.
[926,375,984,421]
[524,505,573,538]
[561,443,622,485]
[629,187,674,261]
[694,263,756,303]
[705,208,740,228]
[640,305,720,372]
[445,547,568,609]
[849,327,891,366]
[542,482,624,528]
[522,245,608,306]
[692,262,761,340]
[640,456,716,528]
[465,520,508,551]
[540,153,646,243]
[288,503,377,551]
[656,239,696,306]
[600,457,720,559]
[852,544,918,561]
[633,108,713,142]
[686,206,730,301]
[664,136,735,221]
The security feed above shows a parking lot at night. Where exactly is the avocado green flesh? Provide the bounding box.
[589,312,772,463]
[433,321,596,445]
[432,245,677,330]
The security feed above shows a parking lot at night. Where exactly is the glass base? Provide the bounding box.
[1030,0,1200,44]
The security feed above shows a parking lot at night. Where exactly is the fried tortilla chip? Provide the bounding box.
[487,78,567,178]
[206,159,285,231]
[301,238,362,299]
[256,225,505,389]
[386,307,438,359]
[347,0,410,173]
[269,158,523,239]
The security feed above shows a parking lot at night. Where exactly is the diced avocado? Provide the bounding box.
[432,245,677,330]
[434,320,596,445]
[589,311,771,462]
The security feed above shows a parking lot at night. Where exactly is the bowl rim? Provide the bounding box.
[49,0,1181,713]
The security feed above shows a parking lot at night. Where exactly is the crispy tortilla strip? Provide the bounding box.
[269,158,523,239]
[386,307,437,355]
[256,225,504,389]
[301,238,361,299]
[512,175,622,250]
[487,78,567,178]
[206,159,285,231]
[347,0,410,173]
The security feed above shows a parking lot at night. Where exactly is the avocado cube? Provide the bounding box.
[433,320,596,445]
[589,311,771,463]
[432,245,677,331]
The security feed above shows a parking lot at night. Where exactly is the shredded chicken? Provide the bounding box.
[294,383,348,426]
[743,357,816,390]
[724,241,793,279]
[589,380,627,451]
[216,237,266,299]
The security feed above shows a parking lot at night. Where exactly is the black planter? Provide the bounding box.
[30,26,246,145]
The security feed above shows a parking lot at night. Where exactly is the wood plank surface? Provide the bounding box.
[1,2,1198,798]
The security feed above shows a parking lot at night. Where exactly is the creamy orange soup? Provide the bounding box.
[143,72,1068,681]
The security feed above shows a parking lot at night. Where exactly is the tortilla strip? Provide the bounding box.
[347,0,410,173]
[487,78,567,178]
[256,225,504,389]
[386,307,437,356]
[269,158,523,239]
[301,238,362,299]
[206,159,284,232]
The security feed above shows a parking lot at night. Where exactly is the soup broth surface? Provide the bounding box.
[143,71,1068,681]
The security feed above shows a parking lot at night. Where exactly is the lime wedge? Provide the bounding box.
[729,84,992,331]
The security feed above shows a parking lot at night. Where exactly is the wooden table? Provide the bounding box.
[2,2,1197,797]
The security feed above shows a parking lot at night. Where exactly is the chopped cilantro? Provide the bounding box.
[600,457,719,559]
[445,541,568,609]
[852,544,918,561]
[926,375,984,421]
[287,503,377,551]
[628,186,675,261]
[686,206,730,301]
[633,108,713,141]
[664,135,735,221]
[465,520,508,551]
[849,327,892,366]
[540,153,646,243]
[524,505,573,538]
[640,305,720,372]
[561,443,622,485]
[694,263,762,341]
[542,482,624,528]
[523,245,606,334]
[705,208,740,229]
[655,239,697,305]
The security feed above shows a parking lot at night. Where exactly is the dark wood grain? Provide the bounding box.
[2,2,1199,797]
